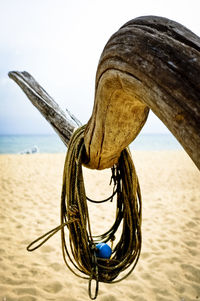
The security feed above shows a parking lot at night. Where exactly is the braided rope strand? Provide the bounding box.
[61,126,142,294]
[27,125,142,299]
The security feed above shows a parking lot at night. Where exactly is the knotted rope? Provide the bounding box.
[27,125,142,299]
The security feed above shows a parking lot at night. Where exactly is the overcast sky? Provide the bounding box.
[0,0,199,135]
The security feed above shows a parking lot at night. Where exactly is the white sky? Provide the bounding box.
[0,0,199,134]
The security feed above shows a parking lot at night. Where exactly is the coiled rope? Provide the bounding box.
[27,125,142,299]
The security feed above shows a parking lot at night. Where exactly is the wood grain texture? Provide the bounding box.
[84,16,200,169]
[8,16,200,170]
[8,71,75,147]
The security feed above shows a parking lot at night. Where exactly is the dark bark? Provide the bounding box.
[85,16,200,169]
[9,16,200,170]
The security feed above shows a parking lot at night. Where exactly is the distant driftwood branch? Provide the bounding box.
[8,71,76,147]
[9,16,200,170]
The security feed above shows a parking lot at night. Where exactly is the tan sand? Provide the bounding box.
[0,151,199,301]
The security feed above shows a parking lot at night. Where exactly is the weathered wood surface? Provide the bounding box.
[85,16,200,169]
[8,71,75,146]
[9,16,200,170]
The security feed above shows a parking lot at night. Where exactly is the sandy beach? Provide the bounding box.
[0,151,199,301]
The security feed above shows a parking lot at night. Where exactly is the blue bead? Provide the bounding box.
[96,243,112,259]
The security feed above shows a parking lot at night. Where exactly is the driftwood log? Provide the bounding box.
[9,16,200,170]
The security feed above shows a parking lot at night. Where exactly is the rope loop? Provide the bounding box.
[86,164,121,203]
[26,125,142,299]
[27,223,67,252]
[88,244,99,300]
[86,188,118,203]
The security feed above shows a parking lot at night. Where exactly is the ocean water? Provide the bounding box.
[0,133,183,154]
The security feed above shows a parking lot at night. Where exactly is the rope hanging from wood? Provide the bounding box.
[27,125,142,299]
